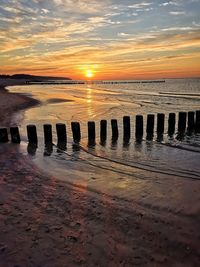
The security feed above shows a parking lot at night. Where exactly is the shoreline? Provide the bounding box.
[0,80,40,127]
[0,80,200,266]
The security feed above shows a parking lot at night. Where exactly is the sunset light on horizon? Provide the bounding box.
[85,69,94,79]
[0,0,200,80]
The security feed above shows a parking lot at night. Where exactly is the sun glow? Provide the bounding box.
[85,69,94,79]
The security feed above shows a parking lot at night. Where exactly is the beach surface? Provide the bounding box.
[0,80,200,266]
[0,79,39,127]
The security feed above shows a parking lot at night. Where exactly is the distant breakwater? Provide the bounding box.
[26,80,165,85]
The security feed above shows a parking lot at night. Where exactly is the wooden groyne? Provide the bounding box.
[0,110,200,145]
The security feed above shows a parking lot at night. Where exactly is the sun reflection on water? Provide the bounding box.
[86,87,94,117]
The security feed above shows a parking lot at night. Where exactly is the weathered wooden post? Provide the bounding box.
[43,124,52,144]
[0,128,9,142]
[71,122,81,143]
[135,115,143,139]
[187,111,195,132]
[100,120,107,142]
[146,114,154,139]
[157,113,165,135]
[88,121,95,143]
[10,127,21,143]
[195,110,200,132]
[111,119,119,140]
[178,112,187,132]
[123,116,131,140]
[168,113,176,135]
[56,123,67,144]
[27,125,38,144]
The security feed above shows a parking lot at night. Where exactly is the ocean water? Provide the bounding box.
[8,78,200,201]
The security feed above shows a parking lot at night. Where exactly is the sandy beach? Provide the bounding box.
[0,79,39,127]
[0,80,200,266]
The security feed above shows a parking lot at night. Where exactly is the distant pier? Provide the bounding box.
[26,80,166,85]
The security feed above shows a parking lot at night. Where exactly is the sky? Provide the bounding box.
[0,0,200,80]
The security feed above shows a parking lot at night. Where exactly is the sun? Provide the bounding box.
[85,69,94,79]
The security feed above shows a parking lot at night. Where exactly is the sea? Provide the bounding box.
[8,78,200,201]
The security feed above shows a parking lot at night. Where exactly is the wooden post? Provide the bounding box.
[111,119,119,140]
[157,113,165,135]
[71,122,81,142]
[146,114,154,135]
[178,112,187,132]
[135,115,143,138]
[195,110,200,132]
[187,111,195,132]
[27,125,38,144]
[10,127,20,143]
[88,121,95,142]
[43,124,52,144]
[56,123,67,144]
[168,113,176,135]
[100,120,107,142]
[123,116,130,140]
[0,128,9,142]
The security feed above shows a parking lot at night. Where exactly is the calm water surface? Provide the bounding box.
[8,78,200,199]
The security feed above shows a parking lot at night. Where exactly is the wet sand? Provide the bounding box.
[0,79,39,127]
[0,80,200,266]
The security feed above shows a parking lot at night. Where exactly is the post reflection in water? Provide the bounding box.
[176,132,185,141]
[111,138,118,150]
[44,143,53,156]
[134,140,143,153]
[100,139,106,147]
[146,133,154,141]
[123,138,130,149]
[27,143,37,155]
[88,140,96,148]
[146,139,154,152]
[156,134,164,143]
[71,144,80,161]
